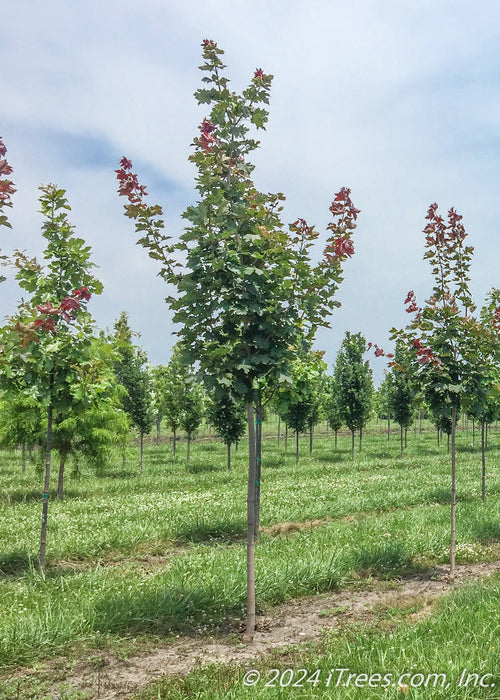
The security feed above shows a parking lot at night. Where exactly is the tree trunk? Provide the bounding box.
[255,398,262,538]
[405,428,408,449]
[156,412,161,445]
[472,418,475,447]
[140,431,144,475]
[295,430,299,466]
[450,407,457,581]
[57,454,66,499]
[309,422,313,455]
[387,415,390,440]
[334,430,338,448]
[22,443,26,474]
[227,441,231,470]
[277,416,280,448]
[284,424,288,452]
[187,434,191,462]
[481,419,486,503]
[244,400,257,642]
[437,428,440,447]
[359,427,363,452]
[39,405,53,570]
[400,424,403,456]
[351,429,355,459]
[172,427,176,457]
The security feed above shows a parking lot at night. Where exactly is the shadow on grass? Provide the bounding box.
[352,541,415,578]
[94,585,245,636]
[175,519,246,544]
[0,550,35,576]
[472,521,500,543]
[99,470,138,480]
[426,488,476,505]
[186,462,222,474]
[1,489,81,504]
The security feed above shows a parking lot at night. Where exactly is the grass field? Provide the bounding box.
[0,420,499,698]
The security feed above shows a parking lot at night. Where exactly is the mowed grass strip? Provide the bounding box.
[0,425,498,670]
[0,426,498,565]
[135,573,500,700]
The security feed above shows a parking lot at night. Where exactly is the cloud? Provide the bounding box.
[2,0,500,382]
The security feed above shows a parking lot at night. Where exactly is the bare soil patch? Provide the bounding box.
[12,557,497,700]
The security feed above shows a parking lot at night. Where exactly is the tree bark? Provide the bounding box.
[481,419,486,503]
[450,407,457,581]
[140,432,144,475]
[22,443,26,474]
[359,427,363,452]
[387,415,390,440]
[244,400,257,642]
[227,441,231,470]
[172,427,177,457]
[334,430,338,448]
[57,453,66,499]
[351,429,355,459]
[187,434,191,462]
[400,424,404,456]
[39,405,53,570]
[295,430,299,466]
[309,422,313,455]
[156,412,161,445]
[255,398,262,538]
[277,416,280,448]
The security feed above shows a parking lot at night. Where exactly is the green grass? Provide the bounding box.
[136,573,500,699]
[0,421,499,693]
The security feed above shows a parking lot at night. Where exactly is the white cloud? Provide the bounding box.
[2,0,500,381]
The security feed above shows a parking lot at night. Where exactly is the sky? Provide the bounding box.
[2,0,500,384]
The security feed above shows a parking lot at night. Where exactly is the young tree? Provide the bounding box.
[276,351,325,465]
[206,388,246,469]
[323,375,343,448]
[387,339,418,455]
[0,396,43,472]
[393,204,500,579]
[160,344,189,457]
[179,375,205,461]
[334,332,373,458]
[116,40,359,640]
[113,312,154,475]
[0,184,104,569]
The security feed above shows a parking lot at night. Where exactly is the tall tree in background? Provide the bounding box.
[116,40,359,641]
[113,312,154,475]
[334,331,373,458]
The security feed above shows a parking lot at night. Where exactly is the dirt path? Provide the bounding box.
[46,558,500,700]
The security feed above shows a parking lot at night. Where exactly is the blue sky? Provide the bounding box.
[2,0,500,383]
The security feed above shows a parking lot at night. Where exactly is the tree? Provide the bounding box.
[276,351,326,465]
[393,204,500,578]
[179,374,205,461]
[387,338,418,455]
[323,374,342,448]
[206,388,246,469]
[113,312,154,475]
[334,332,373,458]
[0,184,104,569]
[159,344,189,457]
[0,396,43,472]
[116,40,359,640]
